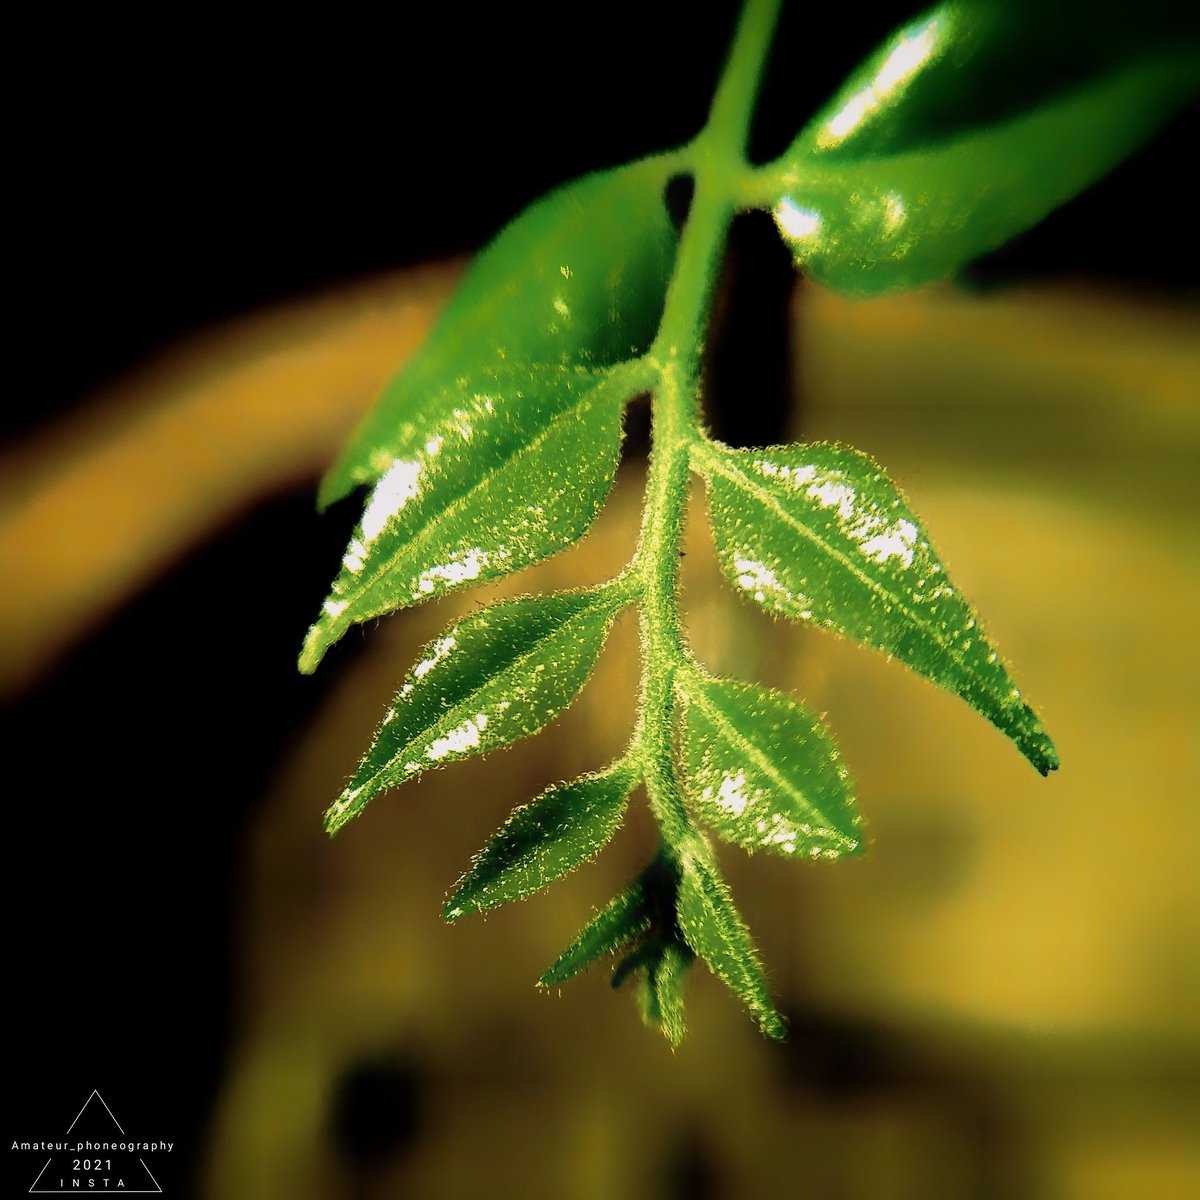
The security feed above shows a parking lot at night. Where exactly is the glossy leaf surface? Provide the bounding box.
[676,848,785,1040]
[444,760,639,919]
[697,440,1058,774]
[539,873,654,988]
[325,588,625,834]
[680,673,860,859]
[300,361,649,672]
[764,3,1198,293]
[320,160,677,508]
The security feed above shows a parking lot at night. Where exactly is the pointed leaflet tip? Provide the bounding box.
[301,362,644,669]
[696,440,1058,775]
[675,847,786,1040]
[538,872,655,988]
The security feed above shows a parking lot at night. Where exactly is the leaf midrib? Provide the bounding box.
[460,764,632,903]
[687,682,856,851]
[351,594,619,805]
[328,363,639,633]
[697,444,1013,722]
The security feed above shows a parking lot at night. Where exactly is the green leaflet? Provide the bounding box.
[640,937,692,1048]
[680,672,860,860]
[676,847,785,1041]
[760,2,1198,293]
[300,359,652,673]
[620,935,693,1047]
[319,159,677,509]
[324,587,626,834]
[444,759,639,919]
[695,440,1058,774]
[539,872,655,988]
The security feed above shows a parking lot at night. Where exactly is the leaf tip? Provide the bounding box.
[761,1011,788,1042]
[297,624,329,676]
[1016,714,1060,776]
[323,787,362,837]
[536,965,566,990]
[441,887,474,922]
[315,468,350,514]
[1036,741,1061,777]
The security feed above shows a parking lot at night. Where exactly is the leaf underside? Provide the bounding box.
[767,4,1198,293]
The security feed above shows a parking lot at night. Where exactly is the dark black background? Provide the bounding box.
[4,3,1195,1195]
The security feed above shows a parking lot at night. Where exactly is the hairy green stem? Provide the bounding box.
[633,0,783,847]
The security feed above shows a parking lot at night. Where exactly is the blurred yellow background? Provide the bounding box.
[3,267,1196,1198]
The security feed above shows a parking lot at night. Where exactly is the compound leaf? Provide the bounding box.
[764,3,1198,293]
[320,159,677,508]
[444,759,639,919]
[676,847,785,1040]
[697,440,1057,774]
[300,359,650,672]
[680,673,860,859]
[325,587,626,834]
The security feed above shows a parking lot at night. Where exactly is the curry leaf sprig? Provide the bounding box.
[300,0,1196,1041]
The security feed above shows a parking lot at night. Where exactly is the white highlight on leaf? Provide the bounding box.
[415,636,457,678]
[323,599,349,619]
[400,634,459,699]
[807,479,858,522]
[755,813,798,855]
[343,538,367,573]
[734,556,791,604]
[859,518,918,568]
[710,770,751,817]
[883,192,907,229]
[758,457,924,573]
[818,12,944,148]
[774,198,822,242]
[415,549,492,595]
[361,455,428,543]
[427,712,489,762]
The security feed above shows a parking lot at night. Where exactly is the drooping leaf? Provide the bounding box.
[680,672,860,859]
[761,2,1198,293]
[675,847,786,1040]
[539,873,654,988]
[320,159,677,508]
[614,933,694,1047]
[444,759,639,919]
[637,936,693,1048]
[696,440,1058,775]
[300,359,651,672]
[324,587,626,834]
